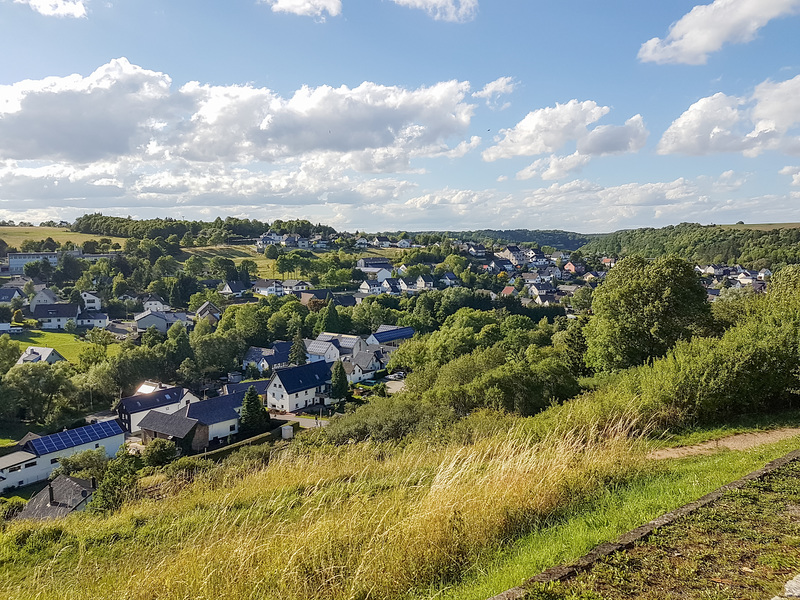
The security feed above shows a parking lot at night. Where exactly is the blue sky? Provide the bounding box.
[0,0,798,233]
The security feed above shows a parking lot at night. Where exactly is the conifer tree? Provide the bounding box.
[289,330,307,365]
[239,385,270,437]
[330,360,348,401]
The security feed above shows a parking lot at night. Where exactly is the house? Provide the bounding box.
[563,261,586,275]
[139,391,244,451]
[439,272,461,287]
[117,386,199,433]
[80,291,102,312]
[342,350,382,383]
[360,267,392,282]
[134,310,193,333]
[535,293,558,306]
[758,268,772,280]
[265,361,333,412]
[0,287,22,305]
[357,257,394,270]
[359,280,383,295]
[141,294,169,312]
[32,303,80,330]
[0,421,125,493]
[223,379,271,397]
[500,286,518,297]
[497,246,527,265]
[77,311,109,329]
[221,281,249,298]
[17,475,97,520]
[372,236,391,248]
[489,258,514,273]
[399,278,417,292]
[355,237,369,248]
[305,339,342,363]
[297,289,333,305]
[7,249,83,275]
[416,274,435,290]
[396,239,411,248]
[467,244,486,258]
[529,282,555,296]
[311,236,329,249]
[242,341,292,373]
[16,346,66,366]
[29,288,58,314]
[255,231,282,249]
[365,325,415,348]
[196,301,222,326]
[381,278,402,295]
[252,279,284,296]
[283,280,311,293]
[316,332,368,356]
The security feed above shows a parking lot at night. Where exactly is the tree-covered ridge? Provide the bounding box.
[71,214,336,241]
[579,222,800,269]
[406,229,597,250]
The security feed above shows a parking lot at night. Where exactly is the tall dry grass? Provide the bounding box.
[1,419,646,600]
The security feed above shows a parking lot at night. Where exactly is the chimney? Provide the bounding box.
[48,483,54,505]
[90,476,97,489]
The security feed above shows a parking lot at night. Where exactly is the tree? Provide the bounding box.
[239,385,270,437]
[3,362,76,423]
[64,319,78,335]
[0,334,21,377]
[142,438,177,467]
[265,245,280,259]
[50,447,109,481]
[89,445,142,513]
[330,360,348,401]
[289,330,308,365]
[141,325,166,348]
[584,256,711,372]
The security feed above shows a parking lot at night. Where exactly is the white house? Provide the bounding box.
[80,291,102,312]
[16,346,66,366]
[0,421,125,493]
[32,303,80,330]
[283,280,311,293]
[29,288,58,314]
[396,239,412,248]
[77,311,109,329]
[117,386,198,433]
[252,279,284,296]
[359,280,383,295]
[265,361,333,412]
[141,294,170,312]
[134,310,192,333]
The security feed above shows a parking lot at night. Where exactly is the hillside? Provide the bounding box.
[578,222,800,268]
[0,227,126,250]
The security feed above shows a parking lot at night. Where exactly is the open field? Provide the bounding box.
[720,222,800,231]
[0,227,126,248]
[8,329,121,364]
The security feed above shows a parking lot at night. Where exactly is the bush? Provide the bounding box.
[163,456,215,479]
[0,496,26,521]
[142,439,178,467]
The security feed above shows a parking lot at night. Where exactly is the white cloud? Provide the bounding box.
[483,101,648,180]
[780,165,800,185]
[391,0,477,22]
[472,76,515,110]
[516,152,591,181]
[577,115,649,155]
[13,0,86,18]
[482,100,610,161]
[658,74,800,156]
[638,0,800,65]
[261,0,341,19]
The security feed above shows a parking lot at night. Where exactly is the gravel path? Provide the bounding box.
[649,427,800,460]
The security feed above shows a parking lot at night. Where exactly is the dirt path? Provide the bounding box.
[648,427,800,460]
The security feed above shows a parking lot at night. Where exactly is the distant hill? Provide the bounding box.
[402,229,598,251]
[579,222,800,269]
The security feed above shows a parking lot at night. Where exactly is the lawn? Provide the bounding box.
[9,329,121,364]
[0,226,126,248]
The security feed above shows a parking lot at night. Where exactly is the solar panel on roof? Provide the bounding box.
[29,421,123,456]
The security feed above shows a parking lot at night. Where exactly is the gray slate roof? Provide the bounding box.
[17,475,96,520]
[272,361,332,395]
[138,410,197,439]
[119,387,190,415]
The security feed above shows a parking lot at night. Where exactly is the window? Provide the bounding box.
[9,465,21,472]
[25,461,37,468]
[230,424,236,432]
[95,443,100,448]
[51,458,59,464]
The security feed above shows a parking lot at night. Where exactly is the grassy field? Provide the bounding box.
[8,329,121,364]
[0,227,126,248]
[519,445,800,600]
[434,434,800,600]
[179,245,405,278]
[720,222,800,231]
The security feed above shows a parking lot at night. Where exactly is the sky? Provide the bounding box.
[0,0,798,233]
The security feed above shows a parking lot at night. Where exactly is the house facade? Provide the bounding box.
[265,361,333,412]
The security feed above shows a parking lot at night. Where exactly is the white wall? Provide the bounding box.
[0,434,124,493]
